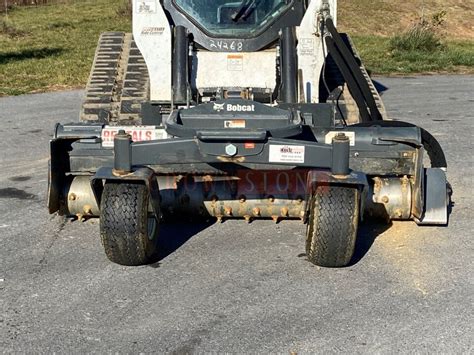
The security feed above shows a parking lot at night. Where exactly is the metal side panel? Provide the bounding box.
[416,168,448,225]
[133,0,172,101]
[296,0,337,104]
[48,139,73,215]
[193,51,277,91]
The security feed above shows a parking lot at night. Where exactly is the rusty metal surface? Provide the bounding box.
[366,176,413,220]
[157,172,308,221]
[66,176,100,218]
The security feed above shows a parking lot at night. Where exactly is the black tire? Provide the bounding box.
[306,185,360,267]
[100,182,158,266]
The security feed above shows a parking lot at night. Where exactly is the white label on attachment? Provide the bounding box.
[269,145,305,164]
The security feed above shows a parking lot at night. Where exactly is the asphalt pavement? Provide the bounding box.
[0,76,473,353]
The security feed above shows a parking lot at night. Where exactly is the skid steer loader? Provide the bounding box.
[48,0,449,267]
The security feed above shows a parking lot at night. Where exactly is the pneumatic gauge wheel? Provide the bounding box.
[305,185,360,268]
[100,182,159,266]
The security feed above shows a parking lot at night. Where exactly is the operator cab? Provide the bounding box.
[163,0,305,51]
[173,0,293,38]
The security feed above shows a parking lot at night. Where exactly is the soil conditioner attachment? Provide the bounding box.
[48,0,449,267]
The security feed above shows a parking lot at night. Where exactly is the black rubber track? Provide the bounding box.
[322,33,388,123]
[100,182,158,266]
[325,36,372,123]
[325,18,383,121]
[306,185,360,268]
[80,32,149,124]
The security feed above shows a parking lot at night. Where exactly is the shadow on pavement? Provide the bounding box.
[149,218,393,268]
[149,220,215,267]
[350,221,392,266]
[372,79,389,95]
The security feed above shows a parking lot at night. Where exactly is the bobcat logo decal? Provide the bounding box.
[213,103,225,112]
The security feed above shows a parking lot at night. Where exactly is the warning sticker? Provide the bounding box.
[227,54,243,71]
[299,38,315,56]
[224,120,246,128]
[136,0,157,13]
[324,131,356,146]
[269,145,305,164]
